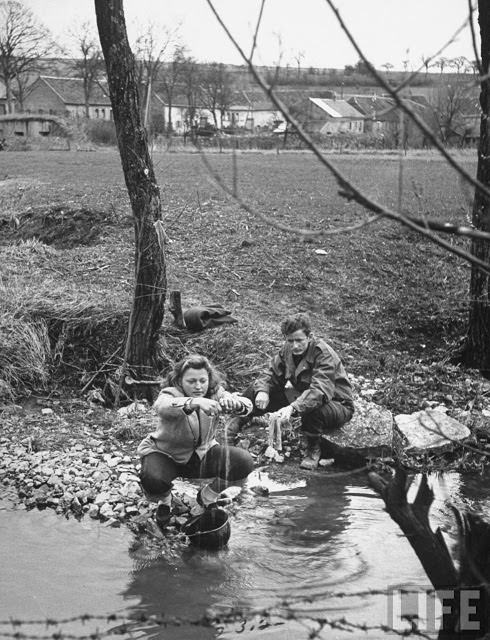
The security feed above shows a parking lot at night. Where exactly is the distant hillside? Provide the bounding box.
[24,57,478,103]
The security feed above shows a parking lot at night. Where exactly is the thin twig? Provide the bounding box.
[323,0,490,204]
[232,139,238,197]
[397,110,405,212]
[166,201,190,228]
[195,142,382,236]
[249,0,267,63]
[204,0,490,273]
[115,231,143,408]
[80,345,121,394]
[390,12,473,96]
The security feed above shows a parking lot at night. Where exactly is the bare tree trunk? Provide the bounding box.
[14,77,25,112]
[369,468,490,638]
[463,1,490,373]
[167,98,173,134]
[94,0,166,394]
[6,80,14,114]
[83,77,89,118]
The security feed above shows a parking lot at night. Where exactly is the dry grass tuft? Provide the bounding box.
[0,240,130,399]
[0,312,51,400]
[158,321,278,391]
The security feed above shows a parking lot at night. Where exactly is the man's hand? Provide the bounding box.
[269,404,293,433]
[270,404,294,428]
[255,391,270,410]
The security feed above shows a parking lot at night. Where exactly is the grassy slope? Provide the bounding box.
[0,149,484,415]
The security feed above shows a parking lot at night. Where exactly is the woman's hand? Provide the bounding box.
[190,397,222,416]
[219,393,244,413]
[255,391,270,410]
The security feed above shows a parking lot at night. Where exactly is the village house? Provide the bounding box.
[0,81,10,115]
[151,88,282,134]
[222,91,282,131]
[347,93,438,147]
[22,75,113,120]
[307,97,365,134]
[0,113,68,140]
[346,95,395,133]
[151,94,194,134]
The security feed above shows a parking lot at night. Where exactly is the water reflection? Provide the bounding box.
[3,470,489,640]
[122,469,430,639]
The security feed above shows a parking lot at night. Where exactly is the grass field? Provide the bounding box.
[0,148,485,418]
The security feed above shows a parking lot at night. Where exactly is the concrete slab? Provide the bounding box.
[393,409,471,455]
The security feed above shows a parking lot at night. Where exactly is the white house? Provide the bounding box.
[308,97,365,134]
[223,98,282,131]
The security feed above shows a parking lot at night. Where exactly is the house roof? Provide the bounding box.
[29,76,112,106]
[347,95,393,116]
[309,97,365,119]
[229,90,279,112]
[152,89,280,113]
[347,94,434,123]
[152,93,190,108]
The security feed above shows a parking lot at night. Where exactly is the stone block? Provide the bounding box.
[394,409,471,455]
[321,399,393,462]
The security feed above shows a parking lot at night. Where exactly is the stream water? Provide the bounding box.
[2,469,490,640]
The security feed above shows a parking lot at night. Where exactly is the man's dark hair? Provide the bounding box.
[280,313,312,337]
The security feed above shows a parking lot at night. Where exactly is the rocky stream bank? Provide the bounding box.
[0,398,301,545]
[1,385,488,547]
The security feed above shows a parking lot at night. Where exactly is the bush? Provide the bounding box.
[185,130,396,151]
[86,119,117,146]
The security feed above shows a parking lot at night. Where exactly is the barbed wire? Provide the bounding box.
[0,607,435,640]
[4,581,489,640]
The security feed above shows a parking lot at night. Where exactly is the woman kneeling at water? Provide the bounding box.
[137,354,254,529]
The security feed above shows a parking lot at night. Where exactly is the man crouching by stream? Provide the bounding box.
[228,313,355,469]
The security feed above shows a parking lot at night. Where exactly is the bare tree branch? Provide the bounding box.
[323,0,490,205]
[249,0,266,63]
[205,0,490,274]
[391,12,473,97]
[195,141,382,237]
[405,217,490,241]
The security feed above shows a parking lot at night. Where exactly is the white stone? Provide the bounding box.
[394,409,471,455]
[88,504,99,519]
[125,505,139,515]
[99,503,114,519]
[264,445,284,463]
[119,472,139,485]
[94,491,112,505]
[117,402,148,418]
[41,408,54,415]
[103,454,122,468]
[318,458,335,467]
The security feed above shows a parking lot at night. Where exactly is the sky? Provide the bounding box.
[20,0,478,71]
